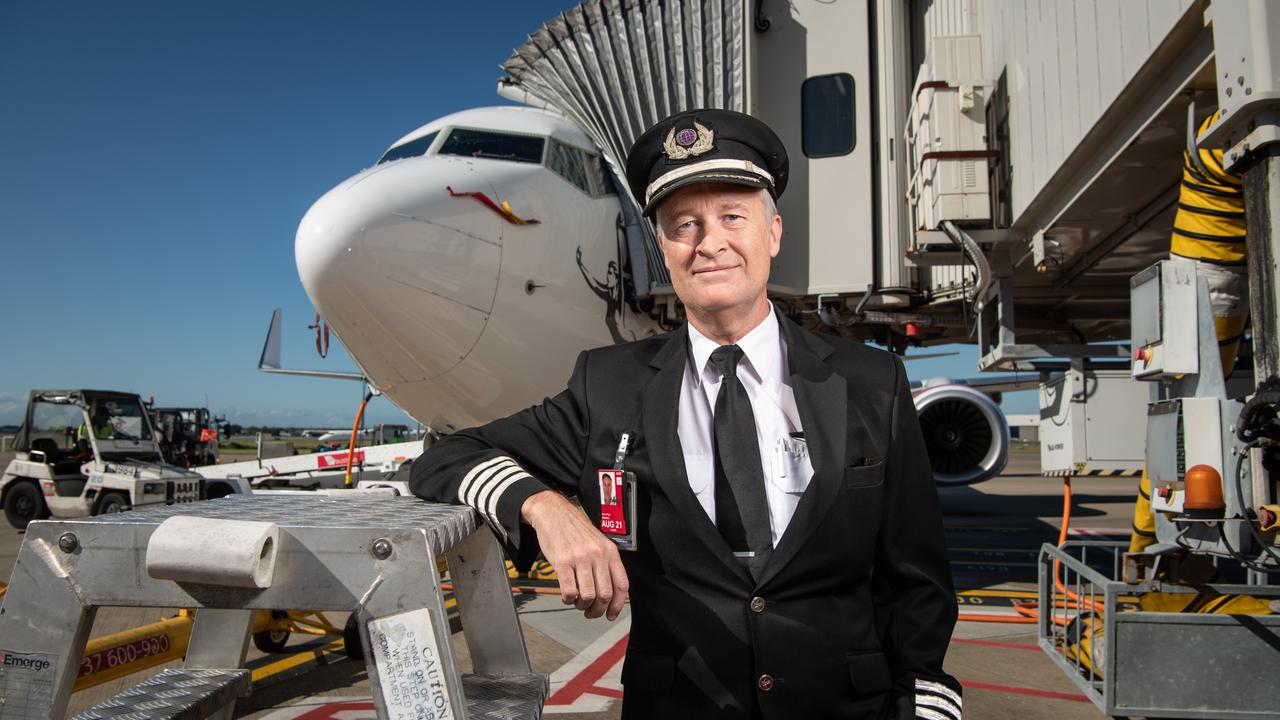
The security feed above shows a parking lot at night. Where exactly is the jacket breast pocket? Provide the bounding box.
[842,461,885,490]
[846,650,892,694]
[621,648,675,693]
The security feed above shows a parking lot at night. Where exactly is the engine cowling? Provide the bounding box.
[912,384,1010,486]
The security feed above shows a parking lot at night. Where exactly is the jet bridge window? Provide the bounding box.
[802,73,855,158]
[437,128,545,164]
[377,131,439,164]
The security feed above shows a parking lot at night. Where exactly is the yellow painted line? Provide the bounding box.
[958,589,1039,599]
[251,640,346,683]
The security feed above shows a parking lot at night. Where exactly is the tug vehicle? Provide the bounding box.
[151,406,221,467]
[0,389,204,528]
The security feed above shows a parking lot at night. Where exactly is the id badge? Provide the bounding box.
[597,469,637,550]
[598,431,638,551]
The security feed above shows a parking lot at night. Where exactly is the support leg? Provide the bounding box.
[446,529,532,675]
[0,526,97,719]
[184,608,254,720]
[1243,145,1280,380]
[356,531,468,719]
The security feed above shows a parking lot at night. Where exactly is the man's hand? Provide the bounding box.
[522,490,629,621]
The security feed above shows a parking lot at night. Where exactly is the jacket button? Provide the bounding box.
[757,674,774,691]
[750,596,766,613]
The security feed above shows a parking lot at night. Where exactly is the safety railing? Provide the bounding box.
[1039,541,1280,719]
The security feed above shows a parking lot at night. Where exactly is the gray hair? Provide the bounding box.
[759,188,778,220]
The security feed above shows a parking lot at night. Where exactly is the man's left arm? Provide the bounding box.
[874,355,963,720]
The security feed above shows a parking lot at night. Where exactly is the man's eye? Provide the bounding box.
[724,214,744,222]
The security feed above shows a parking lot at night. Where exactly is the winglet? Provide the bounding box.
[259,308,284,371]
[256,308,368,382]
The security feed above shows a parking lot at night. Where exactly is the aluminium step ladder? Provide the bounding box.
[0,494,547,719]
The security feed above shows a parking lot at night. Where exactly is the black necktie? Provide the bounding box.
[708,345,773,578]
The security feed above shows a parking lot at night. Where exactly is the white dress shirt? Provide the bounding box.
[679,309,814,547]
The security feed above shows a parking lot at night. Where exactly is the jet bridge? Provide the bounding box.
[498,0,1221,360]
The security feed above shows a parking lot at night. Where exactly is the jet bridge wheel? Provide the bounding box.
[3,480,49,529]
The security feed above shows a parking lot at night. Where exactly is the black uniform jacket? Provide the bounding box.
[411,313,960,720]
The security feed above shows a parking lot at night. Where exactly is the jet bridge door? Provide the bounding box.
[750,0,877,296]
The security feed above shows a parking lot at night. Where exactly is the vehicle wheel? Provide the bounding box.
[97,491,130,514]
[252,628,291,654]
[4,481,49,529]
[206,482,234,500]
[343,614,365,660]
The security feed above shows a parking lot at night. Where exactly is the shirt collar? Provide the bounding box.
[687,305,783,388]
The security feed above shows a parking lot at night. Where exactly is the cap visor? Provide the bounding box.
[643,171,771,216]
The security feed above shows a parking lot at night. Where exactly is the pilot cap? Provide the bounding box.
[625,108,788,216]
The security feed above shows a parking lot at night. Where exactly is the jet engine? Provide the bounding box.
[912,384,1010,486]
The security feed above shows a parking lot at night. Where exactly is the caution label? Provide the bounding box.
[368,609,453,719]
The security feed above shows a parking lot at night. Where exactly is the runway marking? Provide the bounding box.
[250,640,346,683]
[960,679,1089,703]
[256,697,376,719]
[951,637,1041,652]
[289,700,375,719]
[544,619,630,713]
[958,589,1038,599]
[1068,527,1129,537]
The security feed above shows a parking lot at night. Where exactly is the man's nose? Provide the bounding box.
[695,226,728,256]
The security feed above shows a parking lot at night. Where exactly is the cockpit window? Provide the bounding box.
[437,128,544,163]
[547,139,593,194]
[377,131,439,165]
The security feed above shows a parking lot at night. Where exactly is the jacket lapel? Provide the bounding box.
[641,327,753,583]
[758,316,847,588]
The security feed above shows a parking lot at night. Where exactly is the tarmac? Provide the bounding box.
[0,446,1134,719]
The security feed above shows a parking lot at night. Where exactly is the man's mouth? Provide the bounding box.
[692,264,739,276]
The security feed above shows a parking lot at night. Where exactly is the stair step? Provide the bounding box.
[71,667,250,720]
[463,672,550,719]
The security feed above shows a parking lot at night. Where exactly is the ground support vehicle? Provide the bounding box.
[0,390,204,529]
[151,406,222,467]
[194,439,422,496]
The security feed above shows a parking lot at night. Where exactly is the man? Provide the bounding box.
[411,109,960,720]
[69,405,114,462]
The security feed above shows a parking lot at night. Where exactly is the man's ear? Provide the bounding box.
[768,212,782,258]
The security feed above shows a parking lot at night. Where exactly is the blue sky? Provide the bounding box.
[0,1,1033,427]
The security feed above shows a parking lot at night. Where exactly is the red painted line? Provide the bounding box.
[951,637,1041,652]
[547,632,630,704]
[292,701,375,719]
[589,685,625,698]
[961,680,1089,703]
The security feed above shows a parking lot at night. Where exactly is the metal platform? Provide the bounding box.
[1038,541,1280,719]
[0,495,547,719]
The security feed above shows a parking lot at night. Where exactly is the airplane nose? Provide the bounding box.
[295,158,504,383]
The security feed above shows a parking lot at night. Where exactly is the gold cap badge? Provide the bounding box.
[662,121,714,160]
